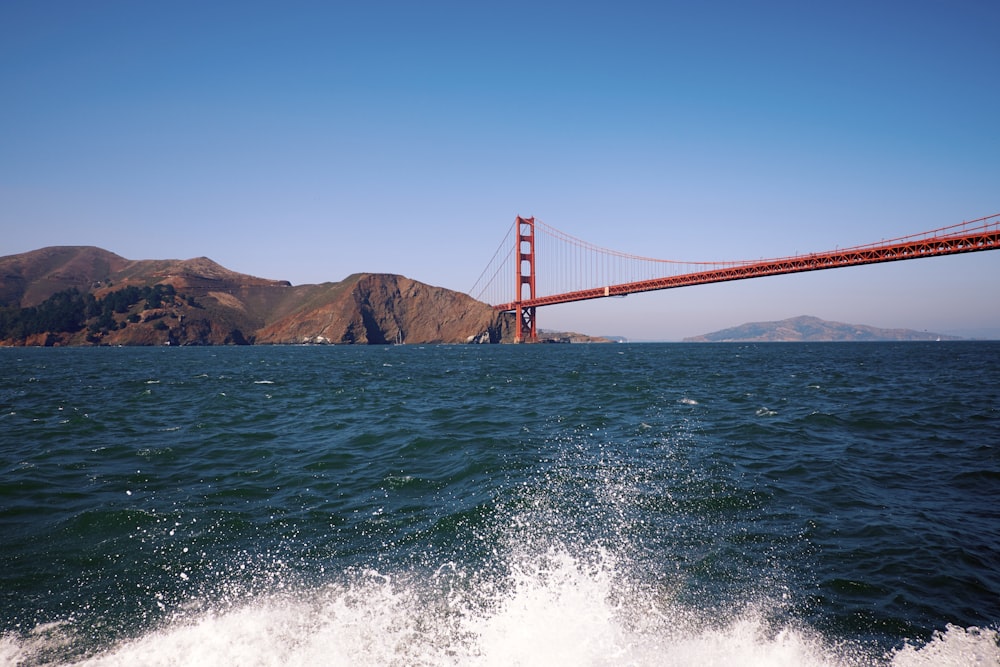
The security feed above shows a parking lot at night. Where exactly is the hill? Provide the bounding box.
[683,315,961,342]
[0,247,512,346]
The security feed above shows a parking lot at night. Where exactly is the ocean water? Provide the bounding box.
[1,342,998,666]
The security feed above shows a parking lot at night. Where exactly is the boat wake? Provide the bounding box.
[2,539,996,667]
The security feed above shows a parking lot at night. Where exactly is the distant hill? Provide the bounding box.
[683,315,961,342]
[0,246,512,346]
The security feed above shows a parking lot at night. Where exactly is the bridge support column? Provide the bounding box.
[514,216,537,343]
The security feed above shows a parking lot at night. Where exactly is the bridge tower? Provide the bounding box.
[514,216,537,343]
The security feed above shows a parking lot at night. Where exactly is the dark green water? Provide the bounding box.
[1,343,998,665]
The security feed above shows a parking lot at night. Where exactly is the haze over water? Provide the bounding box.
[2,343,998,665]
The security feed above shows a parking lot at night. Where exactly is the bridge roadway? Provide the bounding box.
[496,215,1000,312]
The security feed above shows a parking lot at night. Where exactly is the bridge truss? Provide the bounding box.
[469,213,1000,342]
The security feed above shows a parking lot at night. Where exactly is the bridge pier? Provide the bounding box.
[515,305,536,344]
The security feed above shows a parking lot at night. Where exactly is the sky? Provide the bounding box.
[2,1,998,340]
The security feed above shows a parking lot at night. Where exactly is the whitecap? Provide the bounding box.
[890,624,1000,666]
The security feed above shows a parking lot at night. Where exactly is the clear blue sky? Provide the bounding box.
[2,1,998,340]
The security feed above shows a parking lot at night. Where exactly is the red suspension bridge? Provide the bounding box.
[469,213,1000,343]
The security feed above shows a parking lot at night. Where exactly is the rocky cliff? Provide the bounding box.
[0,247,512,346]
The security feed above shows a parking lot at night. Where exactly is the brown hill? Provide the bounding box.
[0,245,131,307]
[0,246,512,346]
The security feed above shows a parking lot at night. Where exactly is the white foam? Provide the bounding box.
[5,545,992,667]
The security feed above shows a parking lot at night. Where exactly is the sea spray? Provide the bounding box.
[7,546,992,666]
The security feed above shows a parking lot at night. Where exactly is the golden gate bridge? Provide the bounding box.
[470,213,1000,343]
